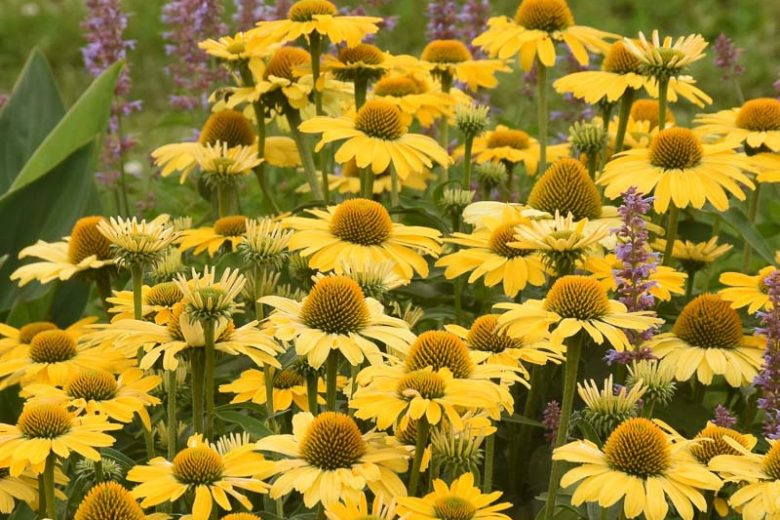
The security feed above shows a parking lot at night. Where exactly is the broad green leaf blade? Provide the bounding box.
[707,206,774,264]
[0,141,103,312]
[0,49,65,192]
[9,60,122,194]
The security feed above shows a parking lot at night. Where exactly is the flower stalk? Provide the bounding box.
[536,60,549,174]
[612,88,635,158]
[408,416,430,497]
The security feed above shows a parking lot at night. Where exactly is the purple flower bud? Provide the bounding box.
[713,33,745,82]
[542,400,561,443]
[753,270,780,438]
[712,405,738,428]
[426,0,460,41]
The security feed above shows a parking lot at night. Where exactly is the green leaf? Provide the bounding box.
[0,141,103,312]
[9,60,123,193]
[705,206,774,264]
[216,404,272,439]
[502,414,544,428]
[0,49,64,192]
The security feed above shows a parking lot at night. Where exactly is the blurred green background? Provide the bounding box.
[1,0,778,217]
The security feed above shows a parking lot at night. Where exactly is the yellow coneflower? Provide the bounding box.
[463,125,569,176]
[23,368,161,430]
[497,275,662,352]
[709,438,780,520]
[300,160,434,196]
[0,317,95,361]
[511,212,610,275]
[526,158,604,220]
[473,0,616,70]
[719,265,776,314]
[420,39,510,91]
[445,314,564,372]
[97,215,178,269]
[599,127,755,213]
[652,236,733,273]
[689,422,757,466]
[198,31,261,62]
[435,211,546,298]
[284,198,442,279]
[256,411,410,508]
[178,215,248,257]
[248,0,382,48]
[11,216,115,286]
[261,275,415,369]
[397,472,511,520]
[326,493,404,520]
[299,99,451,184]
[554,418,721,520]
[646,294,764,386]
[623,31,709,79]
[74,481,157,520]
[577,375,646,438]
[0,326,131,389]
[371,73,456,128]
[0,403,120,476]
[128,434,273,519]
[324,43,391,86]
[583,253,687,301]
[696,97,780,152]
[176,267,246,323]
[220,367,334,413]
[152,110,257,183]
[0,467,38,513]
[107,281,183,324]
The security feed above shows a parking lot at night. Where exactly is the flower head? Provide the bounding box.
[397,472,511,520]
[624,30,708,80]
[175,267,246,323]
[98,215,177,268]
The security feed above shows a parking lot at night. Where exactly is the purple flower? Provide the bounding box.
[542,400,561,443]
[713,33,745,82]
[81,0,141,189]
[712,405,738,428]
[161,0,228,110]
[754,270,780,438]
[234,0,293,30]
[459,0,490,55]
[426,0,459,41]
[605,187,661,364]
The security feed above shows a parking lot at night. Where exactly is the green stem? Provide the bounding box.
[463,136,474,189]
[439,73,453,182]
[130,263,144,321]
[543,333,584,520]
[203,319,216,439]
[94,456,103,483]
[144,427,155,461]
[612,88,635,158]
[325,351,339,412]
[38,474,46,515]
[536,60,548,174]
[285,107,324,200]
[662,205,680,267]
[407,417,430,497]
[657,78,670,131]
[216,184,232,218]
[309,32,323,116]
[306,371,319,415]
[482,432,495,492]
[586,151,598,180]
[44,453,56,520]
[167,370,177,458]
[685,270,696,301]
[354,77,368,110]
[94,270,113,318]
[348,363,360,416]
[504,164,514,201]
[191,349,205,434]
[742,184,761,271]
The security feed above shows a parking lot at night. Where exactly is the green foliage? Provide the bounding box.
[0,51,120,319]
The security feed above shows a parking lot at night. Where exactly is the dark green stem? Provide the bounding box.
[612,88,635,158]
[662,205,680,267]
[167,370,177,458]
[586,152,598,180]
[306,371,319,415]
[482,432,495,492]
[94,456,103,482]
[536,60,548,174]
[285,107,323,200]
[439,73,453,182]
[408,417,430,497]
[191,349,205,433]
[657,78,670,131]
[44,454,56,520]
[326,351,339,412]
[463,136,474,189]
[543,332,584,520]
[130,263,144,321]
[354,77,368,110]
[390,165,400,207]
[203,319,216,439]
